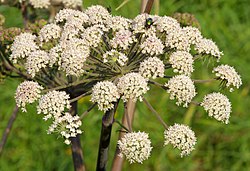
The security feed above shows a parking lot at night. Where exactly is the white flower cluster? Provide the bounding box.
[117,73,149,102]
[29,0,50,8]
[118,131,153,163]
[91,81,120,112]
[82,25,103,47]
[110,29,135,50]
[165,75,196,107]
[61,0,82,8]
[169,51,194,76]
[164,124,196,157]
[195,38,223,60]
[182,26,202,45]
[103,50,128,66]
[10,33,38,63]
[140,35,164,56]
[15,81,43,112]
[25,50,49,77]
[139,57,165,79]
[213,64,242,92]
[132,13,158,34]
[155,16,180,34]
[201,92,231,124]
[107,16,131,31]
[48,112,82,145]
[21,0,82,9]
[165,29,190,51]
[37,90,71,120]
[85,5,111,25]
[39,23,61,42]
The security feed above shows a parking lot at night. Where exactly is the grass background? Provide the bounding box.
[1,0,250,170]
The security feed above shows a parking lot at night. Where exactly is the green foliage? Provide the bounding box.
[1,0,250,170]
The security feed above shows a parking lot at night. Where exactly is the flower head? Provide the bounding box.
[195,38,223,60]
[48,112,82,145]
[85,5,111,25]
[25,50,49,77]
[164,124,197,157]
[155,16,180,33]
[201,92,231,124]
[103,50,128,66]
[213,64,242,92]
[82,25,103,47]
[182,26,202,45]
[110,29,135,50]
[10,33,38,63]
[37,90,71,120]
[140,35,164,56]
[107,16,131,31]
[165,75,196,107]
[117,73,149,102]
[61,0,82,8]
[39,23,61,42]
[139,57,165,79]
[15,81,43,112]
[169,51,194,76]
[118,131,153,163]
[55,9,85,23]
[29,0,50,8]
[165,28,190,51]
[91,81,120,112]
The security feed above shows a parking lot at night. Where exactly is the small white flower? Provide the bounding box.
[48,45,62,66]
[39,23,61,42]
[25,50,50,78]
[165,28,190,52]
[103,50,128,66]
[61,0,82,8]
[201,92,231,124]
[91,81,120,112]
[82,25,103,47]
[85,5,111,25]
[169,51,194,76]
[107,16,131,31]
[213,64,242,92]
[55,9,86,23]
[140,35,164,56]
[164,124,197,157]
[182,26,202,45]
[165,75,196,107]
[37,90,71,120]
[139,57,165,79]
[118,131,153,163]
[155,16,180,33]
[195,38,223,60]
[47,112,82,145]
[29,0,50,8]
[10,33,38,63]
[117,73,149,102]
[110,29,135,50]
[15,81,43,112]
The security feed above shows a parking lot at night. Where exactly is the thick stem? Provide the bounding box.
[96,102,119,171]
[70,101,86,171]
[0,105,19,155]
[111,100,136,171]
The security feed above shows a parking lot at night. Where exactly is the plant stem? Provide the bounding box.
[0,105,19,156]
[96,102,119,171]
[70,101,86,171]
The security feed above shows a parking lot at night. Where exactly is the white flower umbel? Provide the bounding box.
[117,73,149,102]
[182,26,202,45]
[118,131,153,164]
[201,92,231,124]
[107,16,131,31]
[55,9,84,23]
[103,50,128,66]
[39,23,61,42]
[91,81,120,112]
[165,75,196,107]
[155,16,180,34]
[164,124,197,157]
[47,112,82,145]
[15,81,43,112]
[48,45,62,66]
[82,25,103,47]
[85,5,111,25]
[195,38,223,60]
[10,33,38,63]
[213,65,242,92]
[169,51,194,76]
[59,45,89,76]
[132,13,158,34]
[165,28,190,52]
[29,0,50,8]
[139,57,165,79]
[61,0,82,8]
[37,90,71,120]
[25,50,49,78]
[110,29,135,50]
[140,35,164,56]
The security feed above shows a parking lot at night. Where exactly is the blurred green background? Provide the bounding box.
[1,0,250,170]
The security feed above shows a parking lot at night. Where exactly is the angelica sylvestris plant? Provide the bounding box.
[3,4,242,169]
